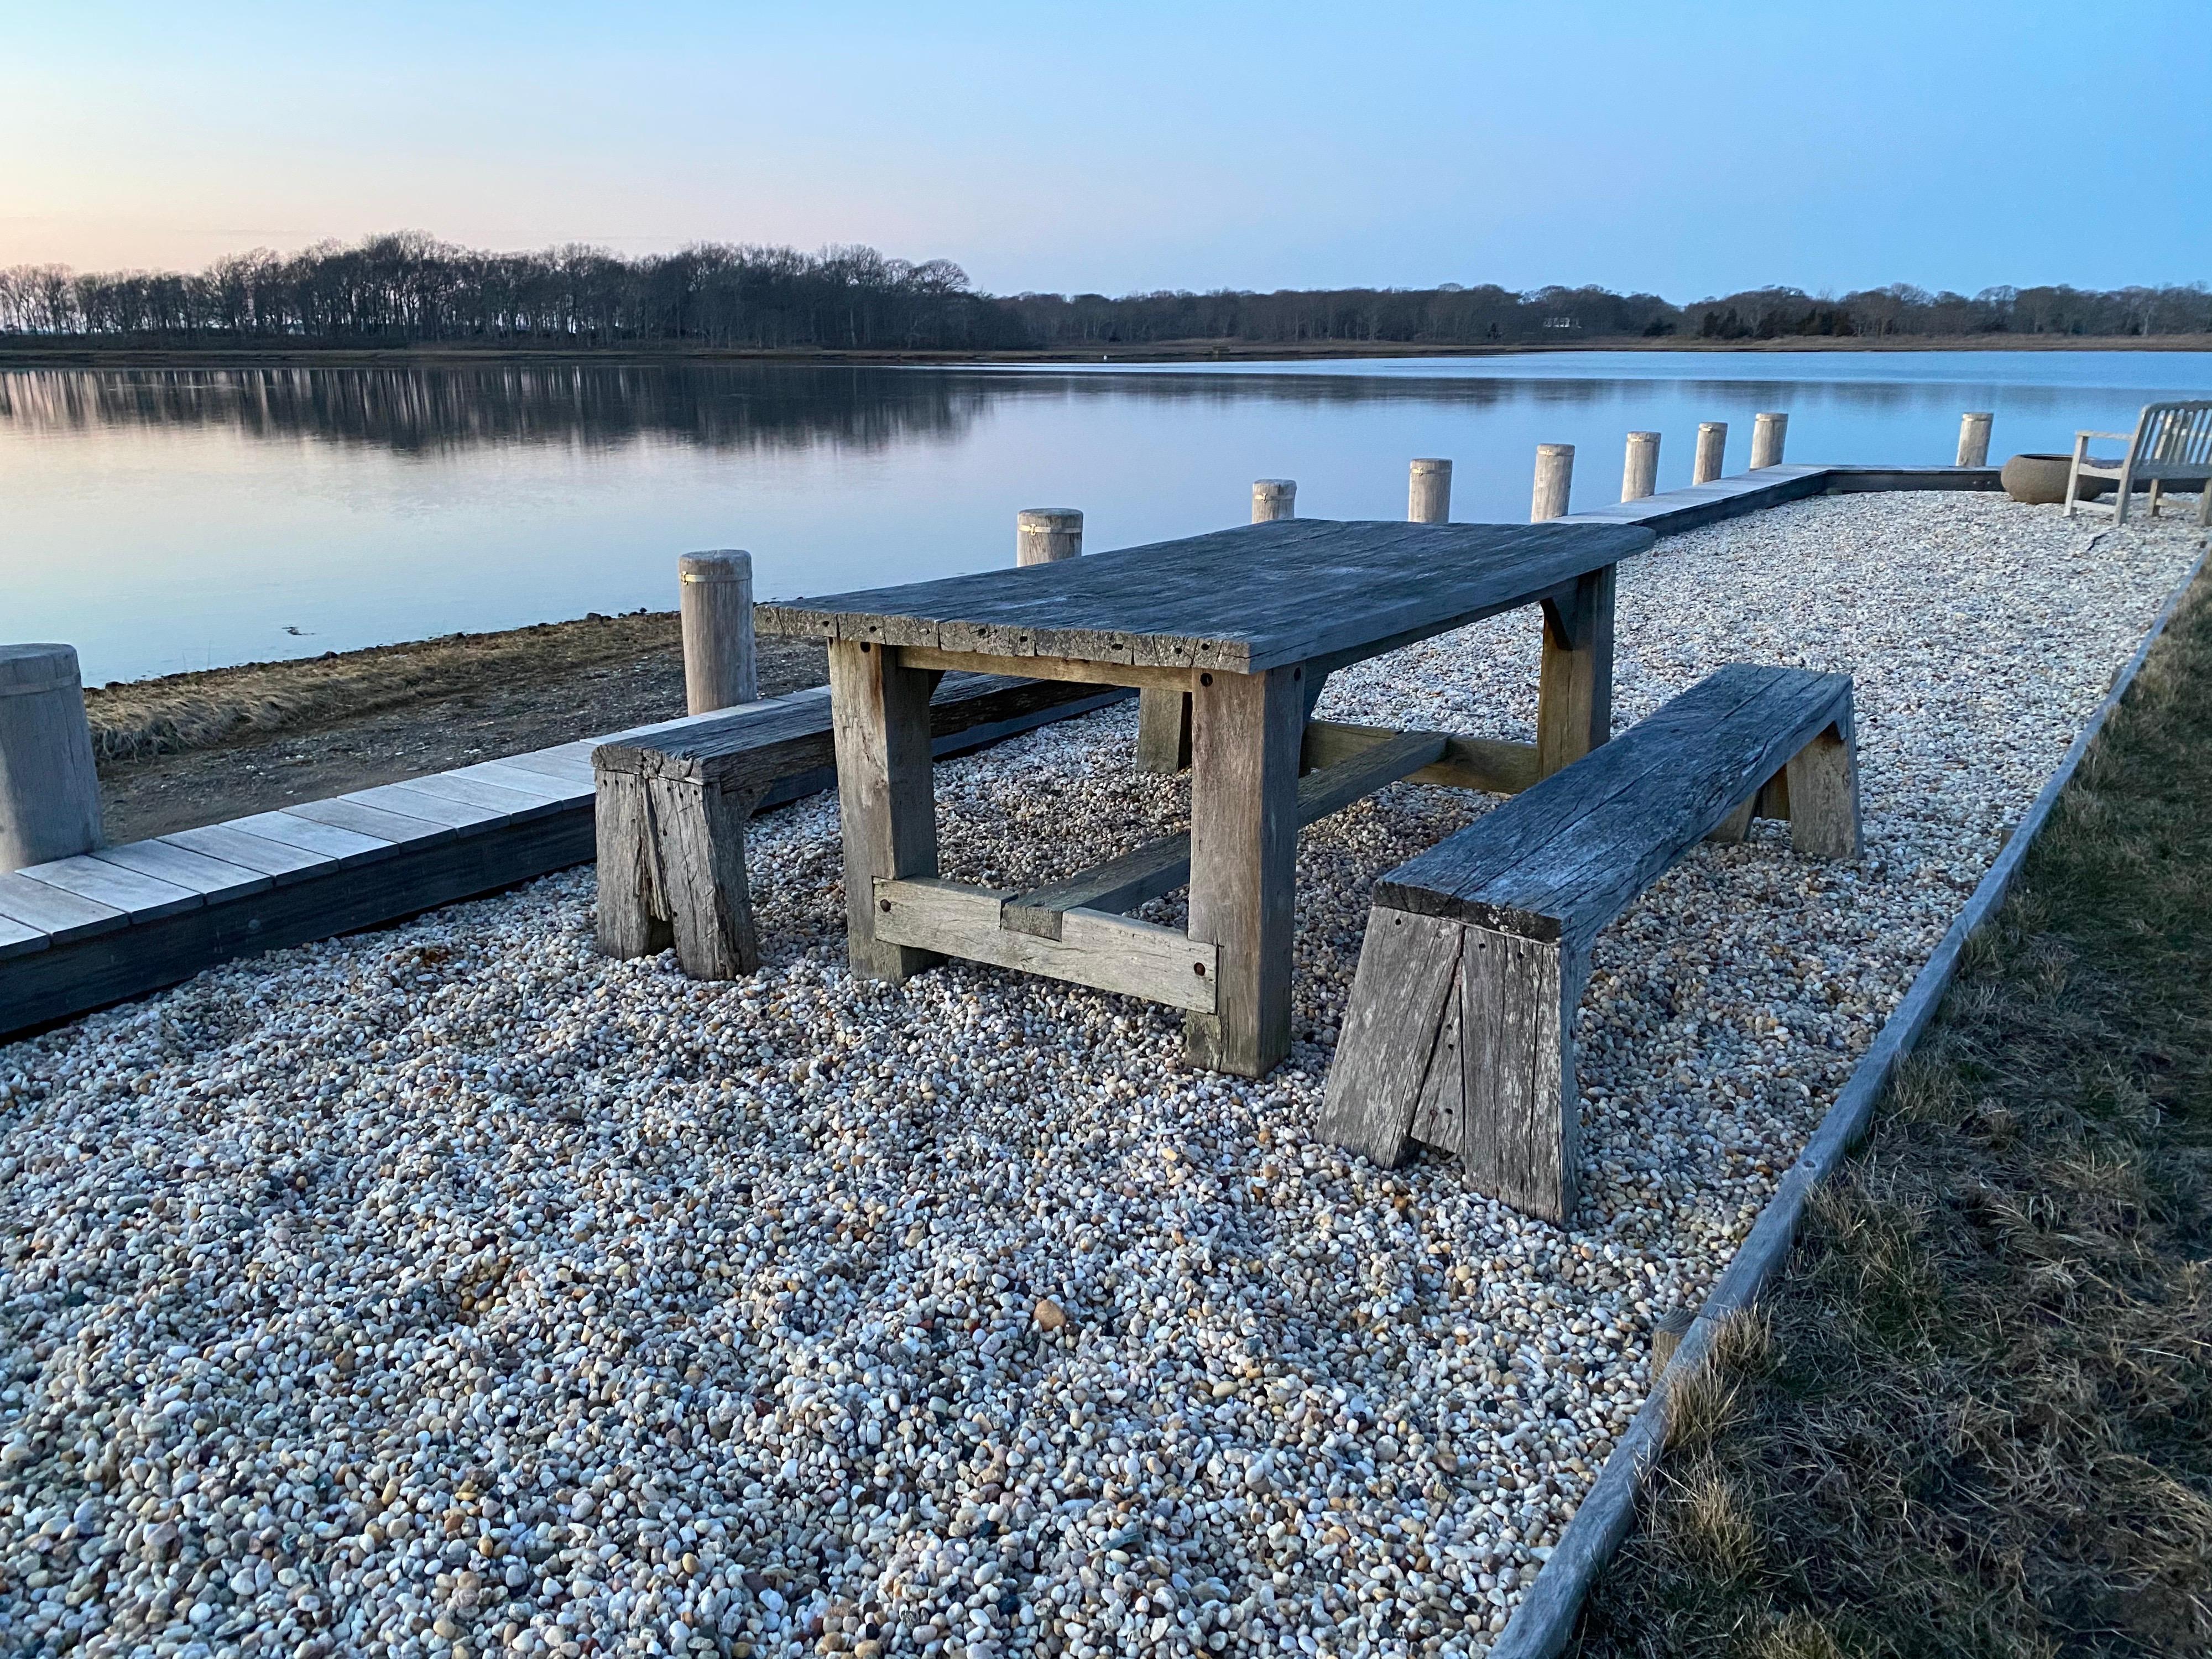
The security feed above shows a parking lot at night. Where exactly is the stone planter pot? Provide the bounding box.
[2001,452,2111,505]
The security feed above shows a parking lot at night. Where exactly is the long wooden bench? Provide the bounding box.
[592,673,1128,978]
[1316,663,1863,1223]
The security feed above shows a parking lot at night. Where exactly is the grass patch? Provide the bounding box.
[1569,565,2212,1659]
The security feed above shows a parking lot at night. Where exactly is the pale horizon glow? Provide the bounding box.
[5,0,2208,301]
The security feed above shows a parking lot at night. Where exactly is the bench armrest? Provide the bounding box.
[2075,430,2133,442]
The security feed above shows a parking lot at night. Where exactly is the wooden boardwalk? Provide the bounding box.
[0,464,1998,1041]
[0,686,1123,1039]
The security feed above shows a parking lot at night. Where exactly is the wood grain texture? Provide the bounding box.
[874,877,1217,1011]
[1536,566,1616,779]
[226,809,398,866]
[1183,664,1306,1077]
[754,518,1651,675]
[651,776,764,977]
[159,823,331,883]
[1133,689,1193,774]
[0,870,126,943]
[1378,665,1858,950]
[1785,714,1864,858]
[1454,926,1578,1223]
[1015,509,1083,567]
[1314,909,1464,1166]
[1409,458,1452,524]
[679,550,758,713]
[830,641,943,982]
[0,643,103,870]
[1749,411,1789,469]
[91,839,273,902]
[1693,422,1728,485]
[593,770,670,959]
[8,854,199,923]
[285,796,458,847]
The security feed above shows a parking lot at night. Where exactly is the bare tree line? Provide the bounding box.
[2,232,2206,349]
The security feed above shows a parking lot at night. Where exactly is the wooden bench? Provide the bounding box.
[593,674,1126,978]
[1316,663,1863,1223]
[2067,401,2212,529]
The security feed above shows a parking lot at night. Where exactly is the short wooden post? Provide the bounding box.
[1184,663,1305,1078]
[679,551,758,716]
[1621,432,1660,501]
[1016,508,1083,567]
[1252,479,1296,522]
[1693,421,1728,484]
[0,644,103,872]
[828,641,943,982]
[1530,444,1574,521]
[1536,567,1615,778]
[1957,412,1993,467]
[1749,411,1788,469]
[1408,458,1452,524]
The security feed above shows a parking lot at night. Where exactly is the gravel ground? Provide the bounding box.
[0,496,2200,1659]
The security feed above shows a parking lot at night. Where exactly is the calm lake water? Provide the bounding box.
[6,350,2209,686]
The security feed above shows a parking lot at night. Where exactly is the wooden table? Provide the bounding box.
[755,516,1654,1078]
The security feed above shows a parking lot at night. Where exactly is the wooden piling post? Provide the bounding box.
[1750,411,1788,469]
[1252,479,1297,522]
[679,550,758,715]
[1531,444,1574,522]
[1016,508,1083,567]
[1693,421,1728,484]
[1957,411,1993,468]
[1621,432,1660,502]
[0,644,104,872]
[1408,458,1452,524]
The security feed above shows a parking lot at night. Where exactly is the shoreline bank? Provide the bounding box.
[7,334,2211,371]
[85,613,828,844]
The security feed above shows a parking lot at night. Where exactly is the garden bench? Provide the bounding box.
[2066,401,2212,529]
[592,674,1126,979]
[1316,663,1863,1223]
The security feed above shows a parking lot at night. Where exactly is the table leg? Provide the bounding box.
[828,641,943,981]
[1536,564,1616,778]
[1134,688,1192,774]
[1185,663,1305,1077]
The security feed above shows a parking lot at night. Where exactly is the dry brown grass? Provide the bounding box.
[82,611,680,764]
[1569,566,2212,1659]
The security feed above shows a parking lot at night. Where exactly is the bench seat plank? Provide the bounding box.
[1377,666,1854,947]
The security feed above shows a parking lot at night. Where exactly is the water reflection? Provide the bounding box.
[4,352,2208,684]
[0,365,992,455]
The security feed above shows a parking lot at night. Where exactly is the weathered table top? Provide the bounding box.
[755,518,1655,674]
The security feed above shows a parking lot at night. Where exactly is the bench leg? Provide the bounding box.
[1451,925,1579,1224]
[1134,688,1192,774]
[653,778,766,979]
[1785,716,1863,858]
[1537,565,1616,778]
[1185,662,1304,1078]
[595,770,674,959]
[1316,908,1463,1166]
[1319,906,1580,1222]
[830,640,943,982]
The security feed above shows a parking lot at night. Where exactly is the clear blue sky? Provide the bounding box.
[7,0,2206,299]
